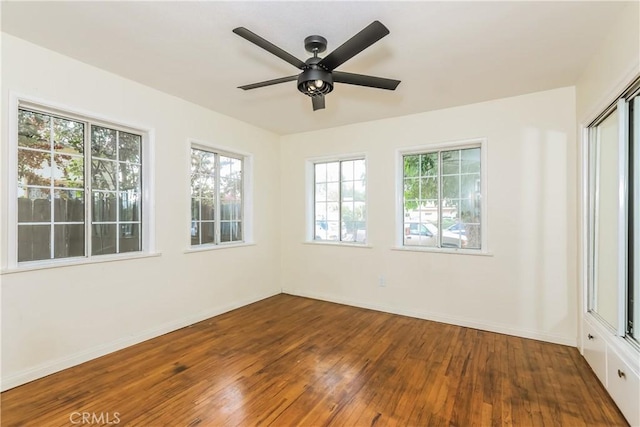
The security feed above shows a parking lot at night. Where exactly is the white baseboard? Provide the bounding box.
[1,290,281,391]
[283,288,577,347]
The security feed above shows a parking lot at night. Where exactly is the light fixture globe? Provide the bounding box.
[297,67,333,97]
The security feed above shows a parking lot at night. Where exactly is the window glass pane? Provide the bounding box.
[327,183,339,202]
[18,110,51,150]
[92,160,117,190]
[326,162,339,182]
[191,198,200,221]
[220,221,241,243]
[341,160,354,181]
[404,178,419,202]
[192,149,215,175]
[420,177,437,200]
[119,163,141,191]
[341,182,354,201]
[53,117,83,156]
[120,224,140,253]
[315,163,327,183]
[201,222,215,244]
[461,148,481,173]
[91,126,117,159]
[421,153,438,176]
[324,221,340,241]
[92,192,117,222]
[404,221,436,247]
[54,189,84,222]
[327,202,339,221]
[201,199,215,221]
[442,150,460,175]
[315,183,327,202]
[18,150,51,187]
[54,224,84,258]
[315,220,328,240]
[53,154,83,188]
[119,132,141,163]
[191,221,200,245]
[92,224,117,255]
[441,175,460,199]
[354,180,366,202]
[18,224,51,261]
[353,202,366,222]
[461,174,480,198]
[403,155,419,178]
[342,202,354,223]
[354,159,366,181]
[119,192,140,222]
[18,187,51,222]
[590,110,621,328]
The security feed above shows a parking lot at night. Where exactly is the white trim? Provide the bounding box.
[6,92,156,270]
[0,289,280,391]
[579,126,590,348]
[183,242,256,253]
[391,246,493,256]
[284,289,576,347]
[580,67,640,127]
[303,241,373,249]
[583,313,640,377]
[1,252,162,275]
[616,98,628,337]
[395,137,489,253]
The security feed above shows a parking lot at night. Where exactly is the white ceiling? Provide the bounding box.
[1,1,630,135]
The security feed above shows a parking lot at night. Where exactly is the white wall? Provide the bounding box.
[280,87,578,345]
[576,1,640,124]
[0,34,282,390]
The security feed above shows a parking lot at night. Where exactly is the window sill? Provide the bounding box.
[392,246,493,256]
[304,241,373,248]
[1,252,162,275]
[184,242,256,253]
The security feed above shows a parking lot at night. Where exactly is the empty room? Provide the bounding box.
[1,1,639,426]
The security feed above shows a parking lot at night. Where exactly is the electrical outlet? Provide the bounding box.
[379,275,386,287]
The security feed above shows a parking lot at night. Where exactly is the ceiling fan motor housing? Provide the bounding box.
[297,63,333,97]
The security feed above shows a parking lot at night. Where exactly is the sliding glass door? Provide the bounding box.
[587,80,639,345]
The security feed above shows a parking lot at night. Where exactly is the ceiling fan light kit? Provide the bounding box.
[233,21,401,111]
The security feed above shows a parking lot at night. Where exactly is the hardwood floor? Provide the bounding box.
[1,294,628,426]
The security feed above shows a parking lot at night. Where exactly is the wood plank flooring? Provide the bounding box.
[1,294,628,426]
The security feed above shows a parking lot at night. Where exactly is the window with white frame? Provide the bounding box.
[313,158,366,243]
[190,146,243,246]
[401,143,483,250]
[15,104,147,264]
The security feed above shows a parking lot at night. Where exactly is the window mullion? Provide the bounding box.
[338,161,343,242]
[437,151,443,248]
[49,118,55,259]
[215,154,221,244]
[86,123,92,258]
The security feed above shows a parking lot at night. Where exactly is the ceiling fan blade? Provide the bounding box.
[233,27,307,70]
[332,71,401,90]
[318,21,390,71]
[312,95,325,111]
[238,75,298,90]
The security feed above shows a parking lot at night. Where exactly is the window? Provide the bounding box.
[400,142,483,250]
[313,158,366,243]
[190,146,243,246]
[14,104,147,265]
[586,77,640,345]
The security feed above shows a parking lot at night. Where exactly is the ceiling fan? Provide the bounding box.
[233,21,401,111]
